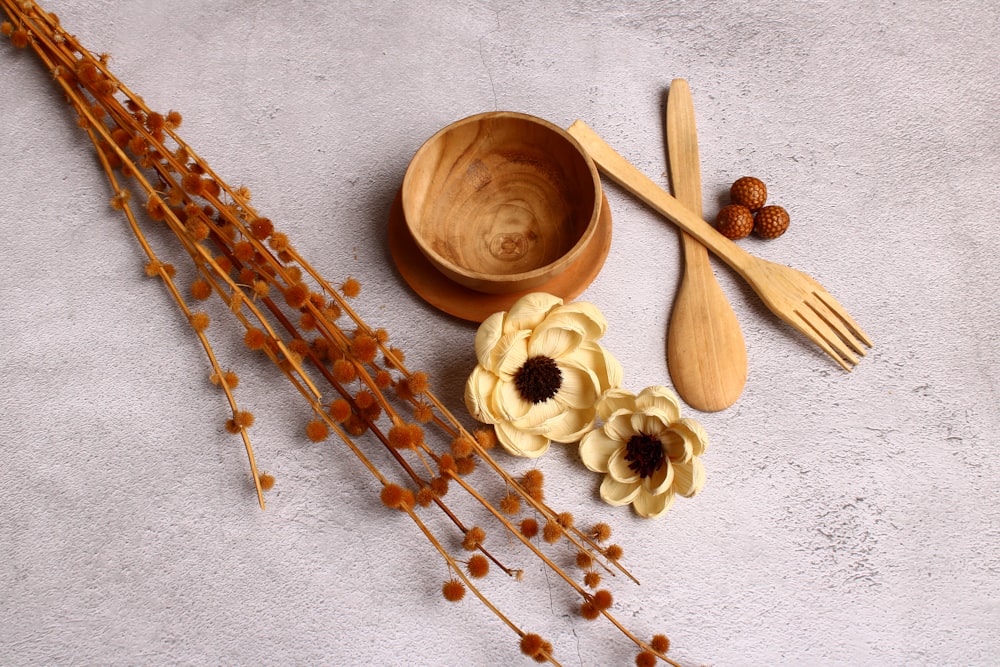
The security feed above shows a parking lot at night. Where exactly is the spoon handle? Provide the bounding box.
[664,79,748,411]
[666,79,704,218]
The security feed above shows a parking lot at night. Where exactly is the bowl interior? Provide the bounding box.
[402,112,600,292]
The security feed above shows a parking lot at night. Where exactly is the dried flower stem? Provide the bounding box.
[3,3,683,664]
[80,93,276,506]
[402,503,561,666]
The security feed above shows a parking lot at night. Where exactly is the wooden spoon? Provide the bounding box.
[665,79,747,411]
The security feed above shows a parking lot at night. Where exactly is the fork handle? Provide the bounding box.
[568,119,754,278]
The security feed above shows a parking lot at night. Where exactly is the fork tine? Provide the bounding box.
[793,307,858,370]
[806,294,869,357]
[812,290,874,349]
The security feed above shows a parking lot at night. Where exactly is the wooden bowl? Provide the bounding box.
[401,112,603,294]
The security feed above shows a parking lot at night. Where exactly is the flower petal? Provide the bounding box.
[504,293,562,333]
[632,488,676,518]
[635,386,682,423]
[672,418,709,457]
[543,405,596,443]
[672,458,706,497]
[489,377,529,423]
[579,430,621,473]
[661,429,692,464]
[464,366,499,424]
[492,330,530,379]
[564,341,623,394]
[642,458,675,497]
[495,420,551,458]
[550,301,607,340]
[607,447,640,484]
[553,361,600,410]
[604,410,637,442]
[631,411,667,438]
[513,397,565,431]
[597,389,637,422]
[474,311,506,368]
[599,476,641,506]
[529,317,585,361]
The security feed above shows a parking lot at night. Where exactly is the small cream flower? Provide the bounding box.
[579,386,707,518]
[465,293,623,458]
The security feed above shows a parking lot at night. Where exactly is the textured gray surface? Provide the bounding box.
[1,1,998,665]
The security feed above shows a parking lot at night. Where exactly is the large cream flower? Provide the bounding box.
[465,293,623,458]
[579,386,707,518]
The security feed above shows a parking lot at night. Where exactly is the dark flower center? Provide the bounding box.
[624,433,664,478]
[514,355,562,404]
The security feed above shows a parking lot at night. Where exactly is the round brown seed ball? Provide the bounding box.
[754,205,790,239]
[715,204,755,240]
[730,176,768,211]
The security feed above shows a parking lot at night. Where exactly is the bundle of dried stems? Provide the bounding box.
[2,3,684,665]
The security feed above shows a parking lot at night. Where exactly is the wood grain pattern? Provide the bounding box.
[402,112,602,294]
[665,79,748,411]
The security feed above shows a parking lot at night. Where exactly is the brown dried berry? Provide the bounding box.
[730,176,767,211]
[755,205,790,239]
[715,204,754,240]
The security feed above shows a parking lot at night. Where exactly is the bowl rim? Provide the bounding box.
[400,110,603,291]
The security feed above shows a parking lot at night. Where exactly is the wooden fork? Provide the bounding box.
[568,120,873,371]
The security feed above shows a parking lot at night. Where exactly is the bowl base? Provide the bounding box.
[388,189,612,322]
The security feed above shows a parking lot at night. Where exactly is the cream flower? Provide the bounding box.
[465,293,623,458]
[579,386,707,518]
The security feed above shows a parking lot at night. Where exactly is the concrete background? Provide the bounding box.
[1,1,997,665]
